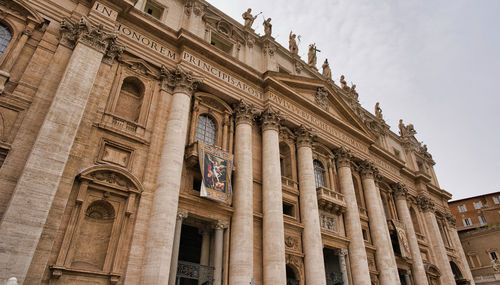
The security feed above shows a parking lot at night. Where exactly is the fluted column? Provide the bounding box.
[142,66,202,285]
[168,211,188,285]
[418,195,455,284]
[295,125,327,285]
[336,248,349,285]
[446,214,475,285]
[214,221,227,285]
[261,107,287,285]
[392,183,429,285]
[334,147,371,285]
[360,161,400,284]
[0,17,122,284]
[229,100,255,285]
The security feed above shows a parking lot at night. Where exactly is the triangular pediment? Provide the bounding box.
[265,72,377,140]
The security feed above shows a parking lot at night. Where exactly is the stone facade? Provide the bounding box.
[449,192,500,284]
[0,0,473,284]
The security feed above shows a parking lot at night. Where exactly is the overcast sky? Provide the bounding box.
[207,0,500,200]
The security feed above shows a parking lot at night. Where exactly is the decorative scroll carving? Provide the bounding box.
[90,171,135,190]
[233,99,255,125]
[161,65,203,94]
[214,221,228,230]
[185,0,206,17]
[263,41,276,56]
[285,235,298,250]
[285,254,303,270]
[417,195,435,212]
[359,161,378,179]
[315,87,329,111]
[60,16,122,55]
[260,107,281,131]
[177,210,188,220]
[295,125,314,148]
[334,147,352,168]
[391,182,408,200]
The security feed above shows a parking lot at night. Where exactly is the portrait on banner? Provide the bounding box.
[198,142,233,205]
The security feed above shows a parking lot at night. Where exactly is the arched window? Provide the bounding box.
[196,114,217,145]
[313,159,326,188]
[115,77,144,122]
[0,24,12,58]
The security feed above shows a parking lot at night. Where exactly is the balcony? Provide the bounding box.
[185,141,199,167]
[176,261,214,284]
[99,113,147,143]
[316,186,346,214]
[282,176,299,193]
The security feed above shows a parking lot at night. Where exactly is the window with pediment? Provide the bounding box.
[0,24,12,58]
[196,114,217,146]
[50,166,142,284]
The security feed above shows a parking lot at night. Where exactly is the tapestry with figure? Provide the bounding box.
[392,220,411,259]
[198,141,233,205]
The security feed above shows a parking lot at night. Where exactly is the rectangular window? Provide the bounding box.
[463,218,472,227]
[144,1,164,20]
[473,201,482,209]
[493,196,500,204]
[458,205,467,212]
[490,251,498,261]
[283,202,295,217]
[479,216,487,225]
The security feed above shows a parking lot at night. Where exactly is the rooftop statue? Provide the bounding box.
[322,59,331,80]
[340,75,348,90]
[375,102,383,120]
[289,31,298,55]
[242,8,260,29]
[263,18,272,37]
[308,43,319,68]
[398,119,417,137]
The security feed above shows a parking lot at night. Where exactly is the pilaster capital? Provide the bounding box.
[334,147,352,168]
[214,221,228,230]
[391,182,409,200]
[445,213,457,228]
[334,248,348,256]
[60,16,119,54]
[359,160,378,180]
[161,65,203,94]
[177,210,189,220]
[233,99,255,126]
[417,195,435,212]
[260,107,282,132]
[295,125,314,148]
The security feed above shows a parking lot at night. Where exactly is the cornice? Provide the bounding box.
[369,144,406,169]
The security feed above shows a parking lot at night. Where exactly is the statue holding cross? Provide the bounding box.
[308,43,320,68]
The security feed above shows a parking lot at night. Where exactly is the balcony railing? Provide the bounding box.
[282,176,299,191]
[317,186,346,214]
[176,260,214,284]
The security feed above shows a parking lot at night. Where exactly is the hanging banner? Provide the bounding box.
[198,141,233,206]
[393,220,412,259]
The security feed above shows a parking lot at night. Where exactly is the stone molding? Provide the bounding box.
[334,147,352,168]
[233,99,255,126]
[60,16,123,57]
[295,125,314,148]
[359,160,378,179]
[260,107,281,132]
[417,195,435,212]
[161,64,203,94]
[391,182,409,200]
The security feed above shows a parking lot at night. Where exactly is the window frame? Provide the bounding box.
[195,114,218,146]
[473,201,482,209]
[458,204,467,213]
[313,159,326,188]
[463,218,472,227]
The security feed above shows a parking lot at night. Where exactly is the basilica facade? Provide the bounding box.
[0,0,474,284]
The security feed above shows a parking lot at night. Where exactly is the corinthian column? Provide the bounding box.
[142,66,203,285]
[0,17,122,284]
[229,100,255,284]
[261,107,287,285]
[295,125,327,285]
[392,183,429,285]
[359,161,400,284]
[418,195,455,285]
[334,148,371,285]
[446,214,475,285]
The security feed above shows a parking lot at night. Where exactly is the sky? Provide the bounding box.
[207,0,500,200]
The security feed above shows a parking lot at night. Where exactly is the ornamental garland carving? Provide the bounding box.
[160,64,203,94]
[315,87,329,111]
[334,147,352,168]
[260,107,281,131]
[60,16,123,57]
[295,125,314,148]
[233,99,255,125]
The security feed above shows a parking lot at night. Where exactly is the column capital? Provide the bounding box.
[60,16,120,54]
[295,125,314,148]
[335,147,352,168]
[176,210,189,220]
[161,64,203,94]
[445,213,457,228]
[391,182,409,200]
[359,160,378,179]
[260,106,282,132]
[214,221,228,230]
[335,248,348,256]
[233,99,255,126]
[417,195,435,212]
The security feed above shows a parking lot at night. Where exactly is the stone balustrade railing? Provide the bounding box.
[281,176,299,190]
[176,260,214,284]
[316,186,346,214]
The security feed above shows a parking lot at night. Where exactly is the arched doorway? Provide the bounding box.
[450,261,469,285]
[286,264,300,285]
